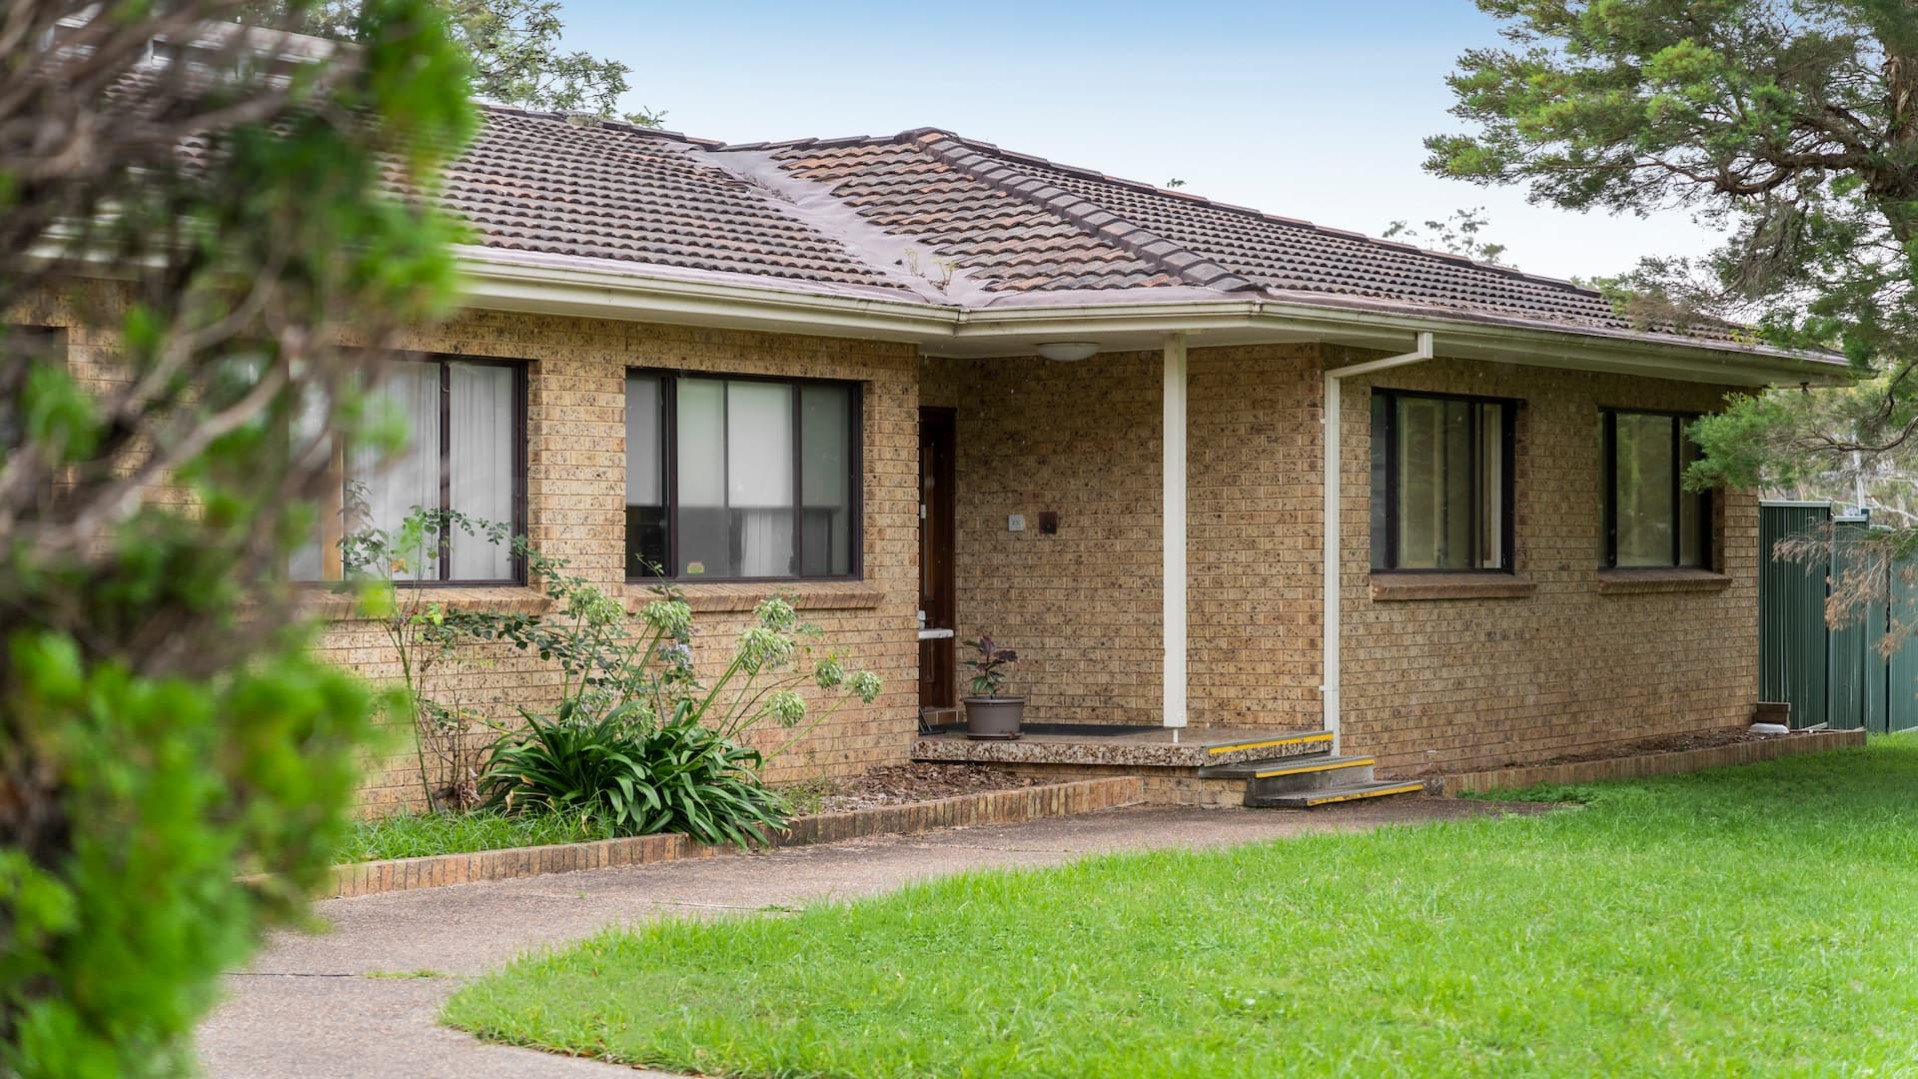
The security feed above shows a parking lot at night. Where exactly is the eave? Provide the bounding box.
[457,249,1846,389]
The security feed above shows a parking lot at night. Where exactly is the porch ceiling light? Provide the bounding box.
[1036,341,1099,362]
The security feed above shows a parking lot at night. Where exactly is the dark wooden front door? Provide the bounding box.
[919,408,957,716]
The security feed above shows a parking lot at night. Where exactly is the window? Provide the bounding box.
[291,356,526,584]
[1370,389,1515,573]
[627,372,859,581]
[1600,409,1709,569]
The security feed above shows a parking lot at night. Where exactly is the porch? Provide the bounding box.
[909,724,1418,809]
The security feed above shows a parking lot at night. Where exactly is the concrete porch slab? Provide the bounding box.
[912,725,1332,770]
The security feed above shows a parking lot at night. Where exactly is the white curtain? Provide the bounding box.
[728,381,794,577]
[352,361,440,581]
[448,362,515,580]
[286,382,332,580]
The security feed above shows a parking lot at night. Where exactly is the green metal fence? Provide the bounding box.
[1759,501,1918,732]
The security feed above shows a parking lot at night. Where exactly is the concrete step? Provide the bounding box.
[1246,778,1426,810]
[1197,753,1372,783]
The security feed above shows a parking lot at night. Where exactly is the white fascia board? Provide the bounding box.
[456,254,955,343]
[451,253,1843,386]
[1246,299,1845,387]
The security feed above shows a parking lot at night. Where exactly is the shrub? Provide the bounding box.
[0,3,471,1073]
[477,588,882,848]
[481,702,789,848]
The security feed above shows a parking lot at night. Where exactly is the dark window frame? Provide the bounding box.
[1370,387,1518,575]
[330,354,529,588]
[1600,407,1711,571]
[626,368,864,584]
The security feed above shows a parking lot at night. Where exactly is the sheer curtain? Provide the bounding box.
[448,363,515,580]
[728,381,794,577]
[352,361,440,581]
[287,383,332,580]
[677,379,729,576]
[1615,412,1674,567]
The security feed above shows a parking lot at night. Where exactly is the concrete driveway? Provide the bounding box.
[198,798,1539,1078]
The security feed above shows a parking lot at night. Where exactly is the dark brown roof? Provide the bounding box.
[768,140,1184,293]
[443,109,897,289]
[756,129,1673,334]
[447,107,1728,342]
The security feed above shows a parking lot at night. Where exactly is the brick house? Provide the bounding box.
[59,106,1844,811]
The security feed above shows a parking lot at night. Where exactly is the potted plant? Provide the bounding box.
[961,635,1023,740]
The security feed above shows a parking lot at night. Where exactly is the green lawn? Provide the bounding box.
[337,808,614,863]
[444,738,1918,1077]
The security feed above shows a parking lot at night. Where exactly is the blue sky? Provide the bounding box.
[558,1,1717,281]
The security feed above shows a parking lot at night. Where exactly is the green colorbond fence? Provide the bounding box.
[1759,502,1918,732]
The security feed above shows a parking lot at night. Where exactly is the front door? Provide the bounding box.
[919,408,957,720]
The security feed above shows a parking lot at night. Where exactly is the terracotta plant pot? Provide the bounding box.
[962,696,1025,740]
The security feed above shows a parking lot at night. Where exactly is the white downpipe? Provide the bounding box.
[1163,332,1189,730]
[1321,332,1434,751]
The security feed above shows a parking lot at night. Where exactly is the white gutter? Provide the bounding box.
[1321,331,1434,752]
[456,251,956,341]
[452,254,1842,386]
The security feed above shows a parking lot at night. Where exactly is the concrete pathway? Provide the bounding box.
[198,798,1540,1078]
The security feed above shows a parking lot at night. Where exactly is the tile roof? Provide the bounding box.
[765,140,1187,293]
[976,142,1614,320]
[442,109,898,289]
[447,107,1738,343]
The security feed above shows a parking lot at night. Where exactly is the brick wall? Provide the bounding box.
[1335,350,1758,775]
[36,291,1766,801]
[921,352,1165,724]
[324,311,924,812]
[929,342,1760,775]
[40,301,923,815]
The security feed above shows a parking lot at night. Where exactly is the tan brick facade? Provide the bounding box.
[325,311,922,812]
[40,297,1765,808]
[927,343,1760,777]
[1336,351,1758,775]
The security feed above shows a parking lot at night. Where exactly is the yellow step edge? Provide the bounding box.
[1253,757,1375,779]
[1298,782,1424,807]
[1206,732,1334,756]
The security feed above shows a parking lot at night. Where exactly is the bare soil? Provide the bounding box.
[797,763,1055,814]
[1525,726,1811,769]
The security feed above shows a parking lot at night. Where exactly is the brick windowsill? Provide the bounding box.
[1370,573,1536,602]
[1595,568,1734,595]
[656,580,887,614]
[304,586,554,621]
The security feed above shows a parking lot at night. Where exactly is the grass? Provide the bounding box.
[336,808,614,863]
[444,738,1918,1077]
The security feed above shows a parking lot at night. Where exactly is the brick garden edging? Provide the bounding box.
[1441,729,1867,796]
[322,776,1145,899]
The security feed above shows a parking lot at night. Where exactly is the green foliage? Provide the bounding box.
[481,702,790,849]
[2,633,379,1077]
[335,507,882,847]
[446,738,1913,1076]
[0,2,474,1073]
[322,0,665,125]
[1382,206,1509,265]
[962,635,1018,697]
[1426,1,1918,527]
[1457,781,1600,803]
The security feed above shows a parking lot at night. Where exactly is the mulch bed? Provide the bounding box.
[1525,726,1810,769]
[808,763,1054,814]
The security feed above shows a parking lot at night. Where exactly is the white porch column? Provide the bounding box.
[1163,332,1188,729]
